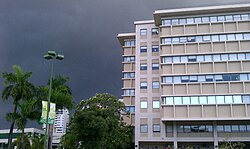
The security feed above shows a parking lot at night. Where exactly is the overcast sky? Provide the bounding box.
[0,0,249,129]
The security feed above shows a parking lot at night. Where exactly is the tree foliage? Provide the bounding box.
[60,93,133,149]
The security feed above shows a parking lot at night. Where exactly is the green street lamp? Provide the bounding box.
[43,50,64,149]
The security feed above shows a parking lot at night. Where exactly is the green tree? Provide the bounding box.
[13,134,31,149]
[61,93,133,149]
[1,65,35,149]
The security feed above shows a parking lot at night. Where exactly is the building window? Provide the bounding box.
[123,89,135,96]
[140,46,147,53]
[140,101,147,108]
[140,82,147,89]
[124,40,135,46]
[152,100,160,108]
[152,63,159,70]
[152,45,159,52]
[125,106,135,113]
[123,72,135,78]
[140,124,148,133]
[153,124,161,132]
[152,81,160,89]
[140,29,147,36]
[123,56,135,62]
[140,64,147,70]
[151,28,158,35]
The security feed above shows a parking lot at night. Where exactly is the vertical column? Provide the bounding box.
[213,121,219,149]
[173,121,178,149]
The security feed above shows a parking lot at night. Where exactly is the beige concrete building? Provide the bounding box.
[118,4,250,149]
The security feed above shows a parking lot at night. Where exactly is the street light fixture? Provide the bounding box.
[43,50,64,149]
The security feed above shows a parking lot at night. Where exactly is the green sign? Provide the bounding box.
[40,101,56,124]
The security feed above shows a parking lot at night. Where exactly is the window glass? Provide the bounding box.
[240,74,248,81]
[152,45,159,52]
[181,56,188,63]
[153,124,161,132]
[151,28,158,35]
[153,100,160,108]
[190,76,198,82]
[152,63,159,70]
[173,57,180,63]
[224,125,231,132]
[187,36,195,42]
[140,124,148,133]
[238,53,245,60]
[152,82,160,89]
[163,57,172,63]
[217,16,225,22]
[233,14,241,21]
[165,77,173,83]
[140,101,147,108]
[233,95,242,103]
[205,75,214,82]
[191,125,199,132]
[242,96,250,103]
[198,75,206,82]
[232,125,239,132]
[243,33,250,40]
[196,36,203,42]
[179,18,187,25]
[183,97,190,104]
[174,97,182,105]
[172,37,179,43]
[172,19,179,25]
[213,54,221,61]
[239,125,247,132]
[215,75,223,81]
[173,76,181,83]
[181,76,189,83]
[206,125,213,132]
[225,96,233,103]
[227,34,236,40]
[166,97,174,105]
[140,82,147,89]
[229,54,237,60]
[187,18,194,24]
[199,96,207,104]
[246,53,250,59]
[140,64,147,70]
[210,16,217,22]
[236,34,243,40]
[184,125,191,133]
[202,17,210,23]
[219,35,227,41]
[166,125,173,133]
[241,14,249,20]
[212,35,219,41]
[207,96,216,104]
[247,125,250,132]
[197,55,204,62]
[225,15,233,21]
[163,19,171,26]
[188,56,197,62]
[205,55,212,62]
[203,35,211,41]
[180,37,187,43]
[177,126,184,133]
[140,29,147,36]
[223,74,231,81]
[163,38,172,44]
[231,74,240,81]
[191,97,199,104]
[217,125,224,132]
[216,96,224,104]
[194,17,202,23]
[140,46,147,53]
[221,54,229,61]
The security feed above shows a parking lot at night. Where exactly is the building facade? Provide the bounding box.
[118,4,250,149]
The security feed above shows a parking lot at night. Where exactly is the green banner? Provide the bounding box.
[40,101,56,124]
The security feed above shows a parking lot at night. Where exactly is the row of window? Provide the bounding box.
[161,13,250,26]
[140,124,161,133]
[162,95,250,105]
[124,40,135,46]
[176,125,213,133]
[123,56,135,62]
[162,52,250,64]
[123,89,135,96]
[140,45,159,53]
[162,73,250,83]
[217,125,250,132]
[140,28,159,36]
[140,81,160,89]
[161,33,250,44]
[140,63,159,70]
[123,72,135,78]
[140,100,160,109]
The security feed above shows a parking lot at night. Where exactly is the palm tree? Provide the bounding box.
[1,65,35,149]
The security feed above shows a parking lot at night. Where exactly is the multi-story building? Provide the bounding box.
[118,4,250,149]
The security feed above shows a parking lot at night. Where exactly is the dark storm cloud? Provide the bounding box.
[0,0,249,128]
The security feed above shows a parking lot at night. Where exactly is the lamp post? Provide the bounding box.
[43,51,64,149]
